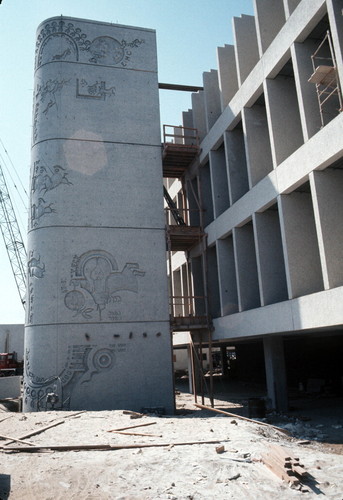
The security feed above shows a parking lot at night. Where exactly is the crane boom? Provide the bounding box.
[0,165,27,308]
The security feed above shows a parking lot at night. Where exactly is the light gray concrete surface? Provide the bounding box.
[233,15,260,85]
[216,45,238,111]
[203,70,221,132]
[310,169,343,290]
[0,325,24,359]
[25,16,174,413]
[254,0,286,55]
[0,376,21,399]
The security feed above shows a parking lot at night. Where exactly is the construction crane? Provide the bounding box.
[0,164,27,308]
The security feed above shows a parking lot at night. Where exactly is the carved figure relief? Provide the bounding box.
[33,78,70,142]
[24,343,125,410]
[62,250,145,320]
[35,20,90,68]
[26,251,46,325]
[32,162,72,195]
[28,252,45,279]
[35,19,144,69]
[30,160,72,228]
[88,36,144,66]
[31,198,56,228]
[76,79,115,100]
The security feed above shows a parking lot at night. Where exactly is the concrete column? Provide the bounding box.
[203,70,221,132]
[278,192,324,298]
[209,144,230,218]
[224,128,249,204]
[187,345,193,393]
[25,17,174,412]
[310,169,343,289]
[191,256,205,316]
[242,103,274,188]
[217,45,239,111]
[180,263,190,316]
[186,177,201,227]
[191,91,207,142]
[216,237,239,316]
[200,162,214,227]
[207,245,221,319]
[253,0,286,55]
[253,210,288,306]
[283,0,302,17]
[173,269,183,317]
[327,0,343,89]
[263,336,288,412]
[291,40,323,140]
[264,75,304,166]
[233,224,260,312]
[182,110,196,146]
[233,15,260,86]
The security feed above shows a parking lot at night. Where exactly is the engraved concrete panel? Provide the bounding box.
[24,322,172,412]
[25,16,174,412]
[29,142,165,229]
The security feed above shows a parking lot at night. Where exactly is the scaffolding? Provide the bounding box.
[309,30,342,127]
[162,125,214,406]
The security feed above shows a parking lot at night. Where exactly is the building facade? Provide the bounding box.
[169,0,343,410]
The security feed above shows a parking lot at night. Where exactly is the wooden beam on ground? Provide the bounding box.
[5,439,224,453]
[111,431,162,437]
[194,403,290,435]
[2,420,65,446]
[107,422,157,432]
[0,434,35,446]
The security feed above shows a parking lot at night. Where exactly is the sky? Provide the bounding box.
[0,0,254,324]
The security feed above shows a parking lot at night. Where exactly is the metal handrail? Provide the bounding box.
[163,124,199,147]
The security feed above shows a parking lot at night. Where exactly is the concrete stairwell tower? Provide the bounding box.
[24,16,174,412]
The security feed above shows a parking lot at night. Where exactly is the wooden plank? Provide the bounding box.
[0,416,13,424]
[292,465,307,478]
[5,439,224,453]
[261,453,300,486]
[195,403,290,435]
[110,431,162,437]
[268,444,299,462]
[0,433,35,446]
[2,420,65,446]
[107,422,157,432]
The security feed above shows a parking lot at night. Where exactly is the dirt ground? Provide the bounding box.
[0,382,342,500]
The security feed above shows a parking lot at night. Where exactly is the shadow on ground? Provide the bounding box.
[174,377,343,448]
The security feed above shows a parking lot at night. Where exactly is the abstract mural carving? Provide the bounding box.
[24,343,126,410]
[62,250,145,320]
[35,19,144,69]
[76,78,115,100]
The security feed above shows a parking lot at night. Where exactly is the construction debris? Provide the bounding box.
[107,421,157,432]
[215,445,225,454]
[195,403,290,435]
[4,439,225,453]
[123,410,144,419]
[261,444,309,488]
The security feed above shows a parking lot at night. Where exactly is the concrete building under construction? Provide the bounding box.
[166,0,343,411]
[0,0,337,412]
